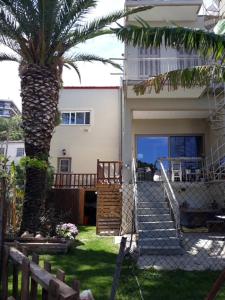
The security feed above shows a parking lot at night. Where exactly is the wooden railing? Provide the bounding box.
[97,160,123,185]
[52,160,123,188]
[53,173,97,189]
[1,246,80,300]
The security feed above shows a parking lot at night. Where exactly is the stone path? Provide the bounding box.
[138,233,225,270]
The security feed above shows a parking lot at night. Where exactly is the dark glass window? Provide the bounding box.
[170,136,202,157]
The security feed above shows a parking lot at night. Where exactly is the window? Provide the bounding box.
[58,158,71,173]
[61,111,91,125]
[139,47,161,78]
[16,148,25,157]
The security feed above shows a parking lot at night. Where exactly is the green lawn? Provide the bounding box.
[40,226,225,300]
[6,226,225,299]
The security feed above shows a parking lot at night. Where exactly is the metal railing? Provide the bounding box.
[124,56,206,81]
[205,137,225,181]
[131,158,138,233]
[157,159,181,237]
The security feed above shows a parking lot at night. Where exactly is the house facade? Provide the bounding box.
[50,87,121,174]
[0,140,25,164]
[49,1,225,246]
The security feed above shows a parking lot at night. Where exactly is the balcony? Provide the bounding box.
[125,57,206,81]
[126,0,202,21]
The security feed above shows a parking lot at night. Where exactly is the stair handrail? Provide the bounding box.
[131,158,138,233]
[204,137,225,180]
[157,159,181,236]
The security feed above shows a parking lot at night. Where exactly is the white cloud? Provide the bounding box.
[0,0,125,110]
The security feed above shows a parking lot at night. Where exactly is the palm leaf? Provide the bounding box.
[113,21,225,62]
[65,5,153,50]
[134,64,225,95]
[0,52,20,62]
[65,53,123,70]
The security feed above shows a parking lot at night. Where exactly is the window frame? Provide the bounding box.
[61,111,91,126]
[16,147,25,157]
[57,157,72,173]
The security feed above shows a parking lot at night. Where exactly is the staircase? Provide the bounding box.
[136,182,183,255]
[209,84,225,131]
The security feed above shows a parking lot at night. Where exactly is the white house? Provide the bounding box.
[0,140,25,164]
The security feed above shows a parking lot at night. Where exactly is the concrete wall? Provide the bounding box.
[50,88,121,173]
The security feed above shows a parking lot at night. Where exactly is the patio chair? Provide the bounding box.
[171,160,182,182]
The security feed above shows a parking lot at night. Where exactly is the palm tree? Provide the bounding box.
[0,0,151,234]
[113,19,225,94]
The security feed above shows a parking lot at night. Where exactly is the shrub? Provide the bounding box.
[56,223,78,240]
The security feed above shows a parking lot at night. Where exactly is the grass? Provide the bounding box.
[40,226,119,300]
[5,226,225,299]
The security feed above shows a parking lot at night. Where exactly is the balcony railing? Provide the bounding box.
[124,56,207,81]
[53,160,123,188]
[53,173,97,188]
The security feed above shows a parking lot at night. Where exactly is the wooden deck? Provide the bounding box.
[52,160,123,236]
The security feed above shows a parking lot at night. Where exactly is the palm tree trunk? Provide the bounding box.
[20,64,60,234]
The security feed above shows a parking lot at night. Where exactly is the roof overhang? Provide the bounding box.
[126,0,202,21]
[133,110,209,119]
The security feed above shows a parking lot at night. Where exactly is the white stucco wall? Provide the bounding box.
[50,87,121,173]
[1,140,25,164]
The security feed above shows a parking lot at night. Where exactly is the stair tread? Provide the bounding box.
[139,221,173,223]
[141,245,181,249]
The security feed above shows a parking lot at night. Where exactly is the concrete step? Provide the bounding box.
[138,214,171,222]
[138,221,174,230]
[140,245,183,255]
[138,202,168,209]
[139,229,177,239]
[139,237,180,248]
[137,207,170,215]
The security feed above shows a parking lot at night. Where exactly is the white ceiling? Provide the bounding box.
[133,110,209,119]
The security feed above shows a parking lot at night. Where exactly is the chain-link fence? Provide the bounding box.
[115,174,225,299]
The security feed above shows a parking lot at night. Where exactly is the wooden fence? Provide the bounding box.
[1,245,80,300]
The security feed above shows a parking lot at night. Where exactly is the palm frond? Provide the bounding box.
[66,53,123,70]
[134,64,225,95]
[0,52,20,62]
[64,5,152,50]
[113,21,225,62]
[64,60,81,82]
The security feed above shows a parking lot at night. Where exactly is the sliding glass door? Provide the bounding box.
[170,136,203,158]
[137,136,169,167]
[137,135,203,165]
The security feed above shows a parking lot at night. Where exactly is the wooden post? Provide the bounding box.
[21,257,30,300]
[12,263,19,300]
[42,261,51,300]
[2,246,9,300]
[205,268,225,300]
[56,269,65,282]
[71,279,80,300]
[30,253,39,300]
[109,237,127,300]
[48,279,60,300]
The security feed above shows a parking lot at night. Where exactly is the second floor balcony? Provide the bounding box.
[124,47,207,82]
